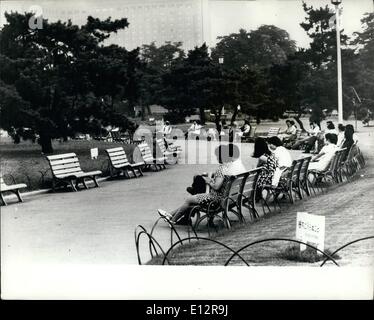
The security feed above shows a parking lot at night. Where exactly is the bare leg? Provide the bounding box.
[169,195,200,223]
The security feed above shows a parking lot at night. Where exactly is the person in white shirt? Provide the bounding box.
[160,121,172,137]
[336,123,345,147]
[325,121,338,135]
[267,136,293,186]
[279,120,297,142]
[267,136,293,169]
[292,121,320,153]
[186,120,203,139]
[308,133,338,181]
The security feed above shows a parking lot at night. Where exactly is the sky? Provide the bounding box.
[208,0,374,48]
[0,0,373,49]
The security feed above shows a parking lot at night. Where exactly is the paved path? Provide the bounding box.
[1,123,373,269]
[2,142,301,266]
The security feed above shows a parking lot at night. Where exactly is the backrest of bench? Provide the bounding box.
[46,153,83,178]
[156,139,166,153]
[295,129,302,139]
[268,127,280,137]
[292,158,304,184]
[241,168,261,201]
[249,126,257,138]
[224,172,248,206]
[0,176,7,189]
[110,131,121,141]
[106,147,130,168]
[299,156,311,181]
[138,142,154,162]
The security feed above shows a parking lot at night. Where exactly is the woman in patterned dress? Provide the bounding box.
[158,144,244,224]
[252,137,278,199]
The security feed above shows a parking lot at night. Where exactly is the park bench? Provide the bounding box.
[258,127,280,139]
[137,142,167,171]
[238,167,262,219]
[241,125,257,143]
[0,176,27,206]
[189,170,262,231]
[156,138,181,164]
[298,156,312,197]
[110,130,132,144]
[46,153,102,192]
[105,147,144,178]
[308,148,346,192]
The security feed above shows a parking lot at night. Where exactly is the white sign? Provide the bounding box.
[296,212,325,253]
[90,148,99,160]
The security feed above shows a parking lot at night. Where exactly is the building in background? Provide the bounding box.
[0,0,211,51]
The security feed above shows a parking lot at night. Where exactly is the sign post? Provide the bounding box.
[296,212,326,253]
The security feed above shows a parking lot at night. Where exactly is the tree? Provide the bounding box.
[159,44,238,128]
[298,2,356,123]
[211,26,296,72]
[0,12,138,153]
[210,25,297,122]
[138,41,185,119]
[350,12,374,117]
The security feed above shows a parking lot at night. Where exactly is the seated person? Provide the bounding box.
[267,136,293,170]
[336,123,345,147]
[340,124,355,162]
[229,122,242,142]
[157,144,245,224]
[292,121,320,153]
[159,121,172,137]
[279,120,297,142]
[240,120,251,137]
[185,120,203,139]
[251,137,278,200]
[308,133,338,182]
[325,121,338,135]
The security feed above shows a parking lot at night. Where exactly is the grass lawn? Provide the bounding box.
[0,139,137,191]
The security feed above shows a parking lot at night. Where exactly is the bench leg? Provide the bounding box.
[69,180,78,192]
[0,192,7,206]
[130,167,137,178]
[92,176,99,188]
[81,178,88,189]
[138,167,143,176]
[14,190,23,203]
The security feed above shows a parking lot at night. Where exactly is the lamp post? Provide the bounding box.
[331,0,343,123]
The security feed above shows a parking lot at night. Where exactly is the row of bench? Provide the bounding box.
[134,143,366,263]
[156,142,364,232]
[0,139,182,205]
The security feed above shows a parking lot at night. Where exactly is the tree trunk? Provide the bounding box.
[230,107,239,125]
[39,132,53,154]
[199,107,206,125]
[293,113,306,132]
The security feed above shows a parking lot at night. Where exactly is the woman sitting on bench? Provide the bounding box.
[157,144,245,224]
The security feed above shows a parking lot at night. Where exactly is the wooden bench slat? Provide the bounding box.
[110,154,129,161]
[106,147,124,153]
[47,153,77,160]
[1,183,27,191]
[49,158,80,166]
[51,162,82,171]
[112,159,130,166]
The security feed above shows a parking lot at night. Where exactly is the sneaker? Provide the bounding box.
[157,209,174,223]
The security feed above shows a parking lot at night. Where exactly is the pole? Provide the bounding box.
[335,4,344,124]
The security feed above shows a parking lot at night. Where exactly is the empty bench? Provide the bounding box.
[0,176,27,206]
[46,153,102,192]
[137,142,167,171]
[106,147,144,178]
